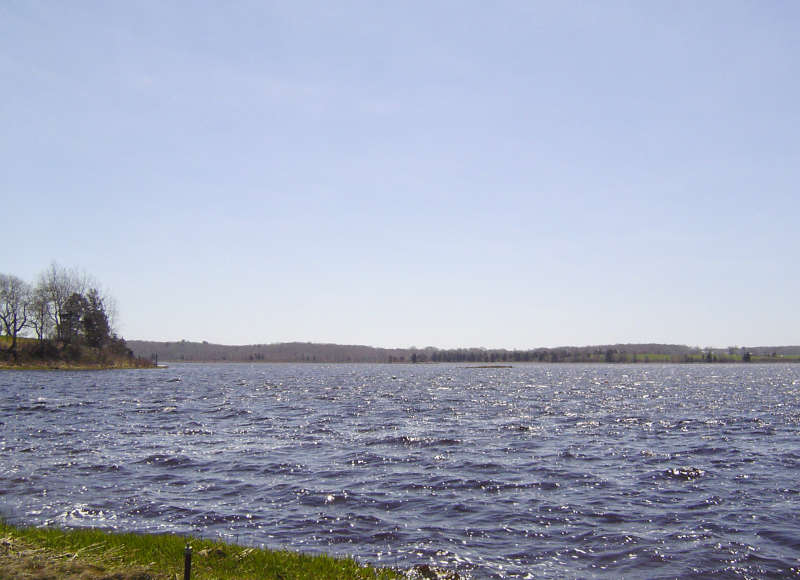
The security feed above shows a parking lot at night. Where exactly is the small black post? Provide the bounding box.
[183,544,192,580]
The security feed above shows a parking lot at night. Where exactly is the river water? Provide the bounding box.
[1,363,799,578]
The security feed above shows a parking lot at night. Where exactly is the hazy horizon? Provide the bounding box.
[3,2,798,349]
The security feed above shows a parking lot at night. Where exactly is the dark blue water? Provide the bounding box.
[2,363,799,578]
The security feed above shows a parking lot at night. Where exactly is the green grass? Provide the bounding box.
[0,520,402,579]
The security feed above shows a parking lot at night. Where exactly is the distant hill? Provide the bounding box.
[127,340,800,364]
[128,340,410,363]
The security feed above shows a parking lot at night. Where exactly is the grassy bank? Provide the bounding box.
[0,361,154,371]
[0,520,402,579]
[0,336,155,370]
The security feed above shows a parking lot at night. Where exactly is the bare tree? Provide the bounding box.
[29,284,53,343]
[0,273,31,359]
[37,262,87,343]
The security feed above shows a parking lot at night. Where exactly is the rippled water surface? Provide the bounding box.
[2,363,800,578]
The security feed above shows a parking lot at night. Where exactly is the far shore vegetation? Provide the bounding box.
[0,519,403,579]
[0,263,153,370]
[129,339,800,365]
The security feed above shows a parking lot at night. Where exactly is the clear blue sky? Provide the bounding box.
[2,1,798,349]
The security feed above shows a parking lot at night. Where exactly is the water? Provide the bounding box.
[2,363,799,578]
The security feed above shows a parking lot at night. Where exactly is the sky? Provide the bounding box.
[2,1,799,349]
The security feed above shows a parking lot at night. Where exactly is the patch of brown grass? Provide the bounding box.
[0,536,167,580]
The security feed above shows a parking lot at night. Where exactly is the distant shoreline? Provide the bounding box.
[105,358,800,367]
[128,339,800,365]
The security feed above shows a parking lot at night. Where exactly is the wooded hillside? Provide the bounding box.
[127,340,800,364]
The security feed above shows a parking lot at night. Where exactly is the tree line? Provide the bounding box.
[0,262,134,364]
[127,340,794,364]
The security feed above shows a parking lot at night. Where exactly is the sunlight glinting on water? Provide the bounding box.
[2,363,799,578]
